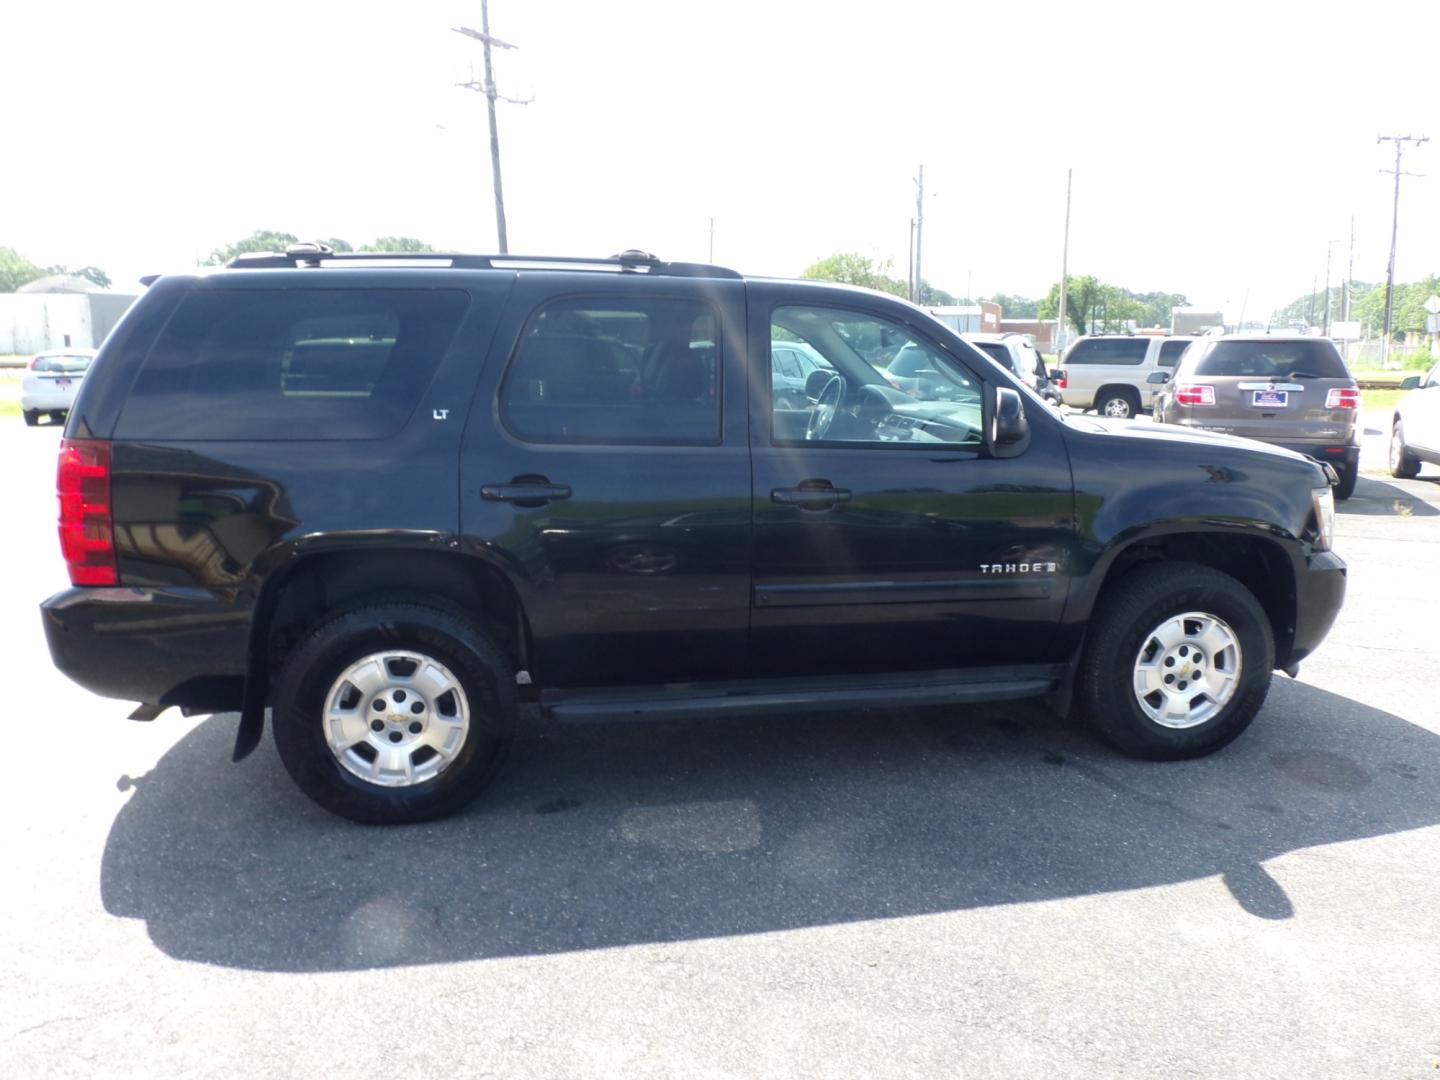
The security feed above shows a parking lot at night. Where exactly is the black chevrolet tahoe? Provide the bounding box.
[41,247,1347,823]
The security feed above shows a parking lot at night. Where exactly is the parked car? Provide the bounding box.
[1053,335,1197,417]
[40,246,1346,824]
[962,332,1063,406]
[771,339,833,407]
[1389,360,1440,478]
[20,349,96,426]
[1151,335,1361,498]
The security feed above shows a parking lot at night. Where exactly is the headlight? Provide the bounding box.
[1310,485,1334,552]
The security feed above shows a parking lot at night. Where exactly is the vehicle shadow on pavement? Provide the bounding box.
[100,678,1440,971]
[1342,476,1440,516]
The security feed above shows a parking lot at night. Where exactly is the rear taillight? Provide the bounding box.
[1325,387,1361,409]
[57,438,117,586]
[1054,368,1067,389]
[1176,384,1215,406]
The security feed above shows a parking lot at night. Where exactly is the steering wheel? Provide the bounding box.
[805,373,846,441]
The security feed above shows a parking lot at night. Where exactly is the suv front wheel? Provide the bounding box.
[1078,563,1274,759]
[272,603,516,824]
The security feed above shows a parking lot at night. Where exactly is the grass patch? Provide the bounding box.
[1361,389,1403,414]
[0,401,19,419]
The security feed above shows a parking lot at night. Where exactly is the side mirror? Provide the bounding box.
[1146,370,1171,384]
[992,386,1029,450]
[1400,375,1421,390]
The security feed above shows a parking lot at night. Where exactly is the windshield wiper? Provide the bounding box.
[1284,371,1323,379]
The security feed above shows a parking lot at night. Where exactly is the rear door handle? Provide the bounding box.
[481,480,573,506]
[771,482,852,508]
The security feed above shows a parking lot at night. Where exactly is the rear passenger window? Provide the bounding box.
[500,296,720,445]
[1065,339,1150,365]
[116,288,468,440]
[1157,340,1191,367]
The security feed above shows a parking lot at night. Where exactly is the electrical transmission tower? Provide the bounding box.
[454,1,532,253]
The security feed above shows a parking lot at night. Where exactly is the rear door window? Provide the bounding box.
[499,296,720,445]
[1157,340,1192,367]
[116,288,469,440]
[1065,339,1150,365]
[1190,341,1350,379]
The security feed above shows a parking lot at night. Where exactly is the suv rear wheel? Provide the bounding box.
[272,603,516,824]
[1078,563,1273,759]
[1389,420,1421,479]
[1095,388,1139,419]
[1333,460,1358,500]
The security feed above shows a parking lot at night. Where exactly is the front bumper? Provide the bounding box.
[41,586,253,710]
[1282,549,1347,668]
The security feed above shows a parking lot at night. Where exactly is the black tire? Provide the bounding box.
[1389,420,1421,480]
[1333,461,1357,500]
[22,409,40,427]
[1095,388,1139,419]
[272,603,516,824]
[1078,562,1274,760]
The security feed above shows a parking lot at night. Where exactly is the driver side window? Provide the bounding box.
[770,306,982,448]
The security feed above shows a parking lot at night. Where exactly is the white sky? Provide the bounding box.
[4,0,1438,322]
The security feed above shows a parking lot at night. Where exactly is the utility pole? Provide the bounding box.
[1377,134,1428,366]
[907,219,915,300]
[454,2,531,253]
[1345,216,1354,323]
[912,165,925,304]
[1057,168,1072,356]
[1323,238,1342,337]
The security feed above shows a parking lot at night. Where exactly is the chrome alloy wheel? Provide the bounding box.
[1131,611,1242,729]
[1102,397,1133,418]
[1390,425,1405,473]
[323,651,470,787]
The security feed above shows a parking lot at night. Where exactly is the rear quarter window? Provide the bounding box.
[115,288,469,440]
[1064,339,1150,366]
[1190,341,1350,379]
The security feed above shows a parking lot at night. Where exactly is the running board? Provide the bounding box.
[542,666,1061,724]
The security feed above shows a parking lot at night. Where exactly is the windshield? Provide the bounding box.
[32,354,93,374]
[1187,340,1349,379]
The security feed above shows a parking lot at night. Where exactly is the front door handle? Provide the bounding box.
[481,477,573,506]
[771,481,852,508]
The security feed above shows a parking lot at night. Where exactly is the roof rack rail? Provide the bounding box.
[226,244,741,279]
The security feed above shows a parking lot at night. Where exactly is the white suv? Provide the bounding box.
[1055,335,1197,417]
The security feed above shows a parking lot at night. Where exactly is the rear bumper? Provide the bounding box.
[20,392,77,411]
[41,586,253,710]
[1282,549,1347,668]
[1264,440,1359,470]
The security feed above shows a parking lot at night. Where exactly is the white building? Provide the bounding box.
[0,275,139,354]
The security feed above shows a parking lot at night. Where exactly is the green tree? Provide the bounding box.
[322,238,354,253]
[987,293,1039,318]
[361,236,436,253]
[204,230,301,265]
[1039,275,1103,336]
[802,253,908,298]
[0,246,45,292]
[917,280,957,306]
[47,264,111,288]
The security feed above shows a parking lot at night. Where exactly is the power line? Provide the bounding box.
[1377,134,1427,366]
[454,1,532,254]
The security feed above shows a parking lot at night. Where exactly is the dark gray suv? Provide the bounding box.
[1152,336,1361,498]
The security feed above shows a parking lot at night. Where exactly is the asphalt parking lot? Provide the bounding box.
[3,414,1439,1079]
